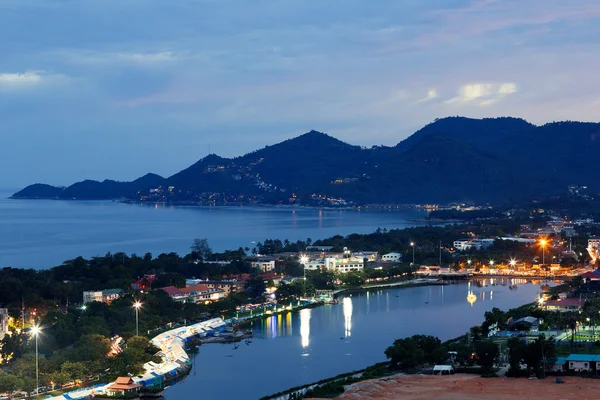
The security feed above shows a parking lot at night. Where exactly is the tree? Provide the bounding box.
[21,377,36,399]
[385,335,442,370]
[474,340,499,371]
[51,370,70,388]
[61,361,87,381]
[190,239,212,262]
[74,334,111,362]
[0,373,23,399]
[507,337,526,376]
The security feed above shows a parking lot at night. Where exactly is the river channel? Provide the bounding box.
[165,278,546,400]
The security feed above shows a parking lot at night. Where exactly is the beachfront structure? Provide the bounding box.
[83,288,123,304]
[160,284,225,304]
[543,298,583,312]
[106,377,141,397]
[416,265,441,275]
[381,252,402,263]
[0,308,9,340]
[250,257,276,272]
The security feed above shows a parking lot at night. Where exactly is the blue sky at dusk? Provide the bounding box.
[2,0,600,187]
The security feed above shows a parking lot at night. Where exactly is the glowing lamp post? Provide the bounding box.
[410,242,415,265]
[540,239,548,281]
[509,259,517,271]
[31,325,41,396]
[133,301,142,337]
[300,255,309,298]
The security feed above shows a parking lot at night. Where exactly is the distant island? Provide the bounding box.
[11,116,600,206]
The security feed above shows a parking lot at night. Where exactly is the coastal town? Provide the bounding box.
[2,199,600,399]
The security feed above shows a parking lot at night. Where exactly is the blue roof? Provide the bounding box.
[555,357,568,364]
[566,354,598,362]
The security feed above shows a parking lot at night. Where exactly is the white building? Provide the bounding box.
[301,256,363,273]
[250,257,276,272]
[381,252,402,263]
[83,289,123,304]
[0,308,9,340]
[453,239,472,251]
[454,238,495,251]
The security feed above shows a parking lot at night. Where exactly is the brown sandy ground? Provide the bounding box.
[308,373,600,400]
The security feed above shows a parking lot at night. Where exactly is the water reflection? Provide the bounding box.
[343,297,353,337]
[300,308,311,348]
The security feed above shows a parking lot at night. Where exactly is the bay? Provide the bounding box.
[0,190,431,269]
[166,279,544,400]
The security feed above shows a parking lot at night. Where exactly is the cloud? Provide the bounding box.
[0,71,42,87]
[416,89,439,103]
[446,82,518,106]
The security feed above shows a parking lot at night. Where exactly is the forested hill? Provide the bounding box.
[12,117,600,205]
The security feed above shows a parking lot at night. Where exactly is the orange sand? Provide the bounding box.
[308,374,600,400]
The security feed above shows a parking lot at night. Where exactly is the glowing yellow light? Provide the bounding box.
[540,239,547,247]
[133,301,142,309]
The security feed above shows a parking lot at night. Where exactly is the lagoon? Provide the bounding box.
[166,279,544,400]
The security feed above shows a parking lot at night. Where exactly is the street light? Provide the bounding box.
[509,259,517,269]
[540,239,548,281]
[410,242,415,265]
[133,301,142,337]
[31,325,41,396]
[300,255,308,298]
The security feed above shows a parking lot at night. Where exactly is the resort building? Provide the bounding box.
[0,308,9,340]
[250,257,276,272]
[381,252,402,263]
[160,284,225,304]
[83,288,123,304]
[300,256,364,273]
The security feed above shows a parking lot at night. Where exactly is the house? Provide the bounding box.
[580,270,600,281]
[567,354,596,372]
[83,289,123,304]
[203,280,246,295]
[509,316,542,331]
[0,308,9,341]
[552,357,567,372]
[544,298,583,312]
[353,251,379,262]
[250,256,276,272]
[381,252,402,263]
[257,273,285,286]
[106,377,141,396]
[131,274,156,291]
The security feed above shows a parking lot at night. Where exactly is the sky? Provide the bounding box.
[2,0,600,188]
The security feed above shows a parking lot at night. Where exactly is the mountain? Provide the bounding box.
[11,173,165,200]
[12,117,600,204]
